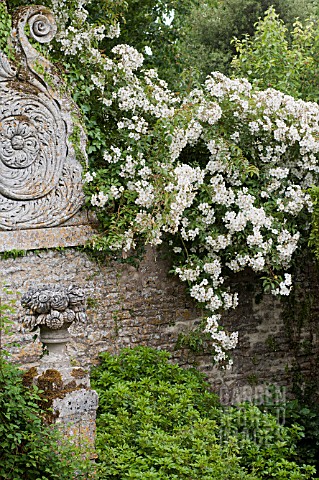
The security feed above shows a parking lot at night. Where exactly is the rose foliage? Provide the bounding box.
[3,1,319,366]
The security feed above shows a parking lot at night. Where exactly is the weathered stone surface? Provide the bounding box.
[0,210,98,251]
[0,224,95,251]
[53,388,98,417]
[0,5,87,231]
[24,364,98,451]
[53,389,98,452]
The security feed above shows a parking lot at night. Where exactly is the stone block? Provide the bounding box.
[0,224,96,252]
[53,389,99,450]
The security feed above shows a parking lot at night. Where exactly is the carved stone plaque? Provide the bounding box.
[0,5,87,232]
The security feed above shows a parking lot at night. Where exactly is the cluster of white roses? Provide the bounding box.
[49,2,319,366]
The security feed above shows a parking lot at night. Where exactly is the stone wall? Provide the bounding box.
[2,247,199,366]
[2,247,319,404]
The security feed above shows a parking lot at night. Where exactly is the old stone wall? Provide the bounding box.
[2,247,319,404]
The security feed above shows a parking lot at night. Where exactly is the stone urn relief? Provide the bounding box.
[21,285,86,366]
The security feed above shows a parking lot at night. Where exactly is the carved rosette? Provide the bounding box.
[0,6,87,230]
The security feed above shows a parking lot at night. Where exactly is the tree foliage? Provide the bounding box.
[177,0,318,82]
[231,7,319,102]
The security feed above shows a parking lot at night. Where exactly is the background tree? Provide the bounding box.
[177,0,318,84]
[231,7,319,102]
[97,0,198,89]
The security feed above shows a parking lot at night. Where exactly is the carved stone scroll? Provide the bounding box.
[0,6,87,230]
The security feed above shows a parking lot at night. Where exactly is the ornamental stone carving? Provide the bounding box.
[21,284,86,331]
[21,285,98,454]
[21,285,87,365]
[0,6,87,230]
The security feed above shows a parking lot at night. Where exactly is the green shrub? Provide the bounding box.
[219,403,316,479]
[283,401,319,472]
[91,346,316,479]
[261,388,319,473]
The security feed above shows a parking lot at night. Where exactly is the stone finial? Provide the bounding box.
[21,285,86,331]
[21,285,98,456]
[0,5,87,230]
[21,285,86,366]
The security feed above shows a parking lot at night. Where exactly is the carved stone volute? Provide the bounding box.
[0,6,87,230]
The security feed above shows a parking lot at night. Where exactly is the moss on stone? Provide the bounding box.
[71,367,88,379]
[37,368,63,393]
[22,366,38,387]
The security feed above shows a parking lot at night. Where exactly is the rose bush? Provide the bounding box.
[83,66,319,365]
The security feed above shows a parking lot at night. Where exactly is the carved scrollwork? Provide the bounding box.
[0,51,16,81]
[0,6,87,230]
[28,12,57,43]
[0,90,65,200]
